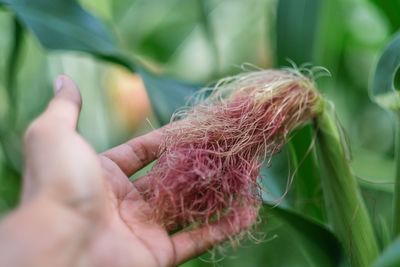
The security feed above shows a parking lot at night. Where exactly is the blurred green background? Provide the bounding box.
[1,0,400,266]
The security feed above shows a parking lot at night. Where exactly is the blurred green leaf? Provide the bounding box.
[0,157,21,216]
[313,0,346,77]
[110,0,136,21]
[373,236,400,267]
[276,0,321,67]
[370,31,400,111]
[182,204,346,267]
[197,0,219,72]
[359,187,393,251]
[5,16,23,123]
[2,0,206,126]
[392,115,400,239]
[351,148,394,192]
[370,0,400,33]
[287,126,326,222]
[370,30,400,240]
[116,0,200,64]
[377,214,392,251]
[275,0,326,223]
[138,67,201,125]
[263,204,346,266]
[3,0,133,70]
[260,149,292,208]
[0,130,22,172]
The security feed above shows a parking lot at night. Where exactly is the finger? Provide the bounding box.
[171,207,258,265]
[101,128,163,177]
[22,76,106,218]
[24,75,82,144]
[43,75,82,130]
[132,174,151,193]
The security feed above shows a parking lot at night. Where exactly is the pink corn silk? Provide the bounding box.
[145,70,321,229]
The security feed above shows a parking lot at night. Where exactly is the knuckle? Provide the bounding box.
[130,141,150,166]
[188,231,204,256]
[24,119,41,143]
[24,118,51,144]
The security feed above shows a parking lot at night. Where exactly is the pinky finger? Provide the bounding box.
[171,207,258,265]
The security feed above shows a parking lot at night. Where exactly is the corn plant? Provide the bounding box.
[1,0,400,266]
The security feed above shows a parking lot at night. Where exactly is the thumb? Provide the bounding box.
[22,75,92,204]
[45,75,82,129]
[22,75,106,220]
[24,75,82,146]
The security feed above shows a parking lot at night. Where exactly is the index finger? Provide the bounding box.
[100,128,164,177]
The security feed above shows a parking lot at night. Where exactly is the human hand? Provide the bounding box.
[0,75,256,267]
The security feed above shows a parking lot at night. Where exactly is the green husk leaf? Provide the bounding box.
[315,105,379,266]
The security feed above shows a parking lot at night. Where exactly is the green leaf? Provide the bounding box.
[312,0,346,76]
[373,236,400,267]
[369,32,400,239]
[197,0,219,72]
[370,31,400,111]
[116,0,200,64]
[275,0,322,66]
[3,0,204,129]
[3,0,210,126]
[0,152,21,215]
[392,114,400,239]
[5,16,24,124]
[370,0,400,33]
[182,204,346,267]
[351,148,395,192]
[263,204,346,266]
[138,67,202,125]
[287,126,326,222]
[4,0,133,70]
[275,0,326,222]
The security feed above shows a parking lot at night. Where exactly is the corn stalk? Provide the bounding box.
[314,104,379,266]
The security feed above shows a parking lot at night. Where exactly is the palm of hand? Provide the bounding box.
[96,153,176,267]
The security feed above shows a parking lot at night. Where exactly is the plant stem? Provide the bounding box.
[393,112,400,239]
[315,105,379,267]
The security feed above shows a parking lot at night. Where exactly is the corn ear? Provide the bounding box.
[314,104,379,266]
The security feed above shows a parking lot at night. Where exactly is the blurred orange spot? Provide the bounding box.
[109,68,152,131]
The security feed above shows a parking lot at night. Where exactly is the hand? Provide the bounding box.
[0,76,255,267]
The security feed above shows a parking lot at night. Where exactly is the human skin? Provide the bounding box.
[0,75,256,267]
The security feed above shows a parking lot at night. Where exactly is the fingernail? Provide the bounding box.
[54,77,63,93]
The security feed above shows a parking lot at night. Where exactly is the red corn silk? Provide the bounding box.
[144,69,322,231]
